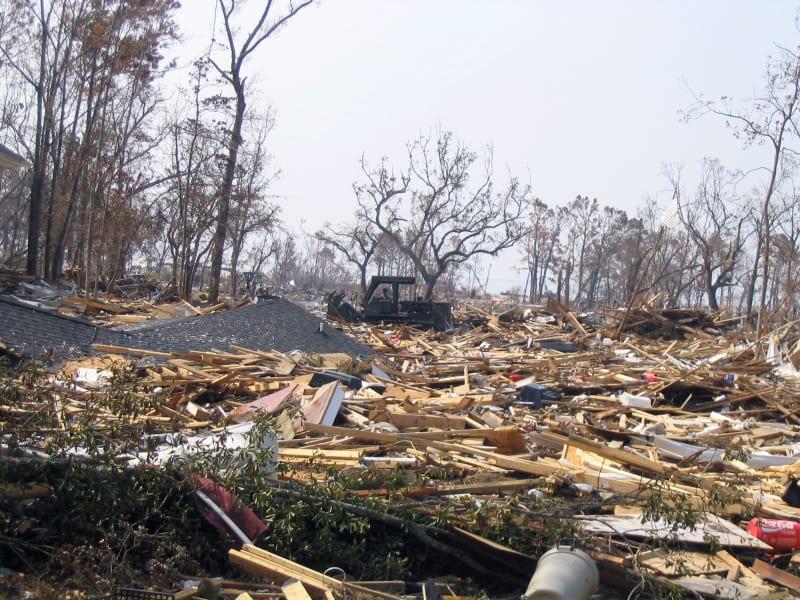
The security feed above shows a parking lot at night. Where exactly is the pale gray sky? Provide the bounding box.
[172,1,799,291]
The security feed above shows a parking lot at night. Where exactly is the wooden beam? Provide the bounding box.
[91,344,171,358]
[537,430,665,474]
[751,559,800,594]
[282,579,313,600]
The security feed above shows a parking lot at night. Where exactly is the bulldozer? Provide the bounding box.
[326,276,453,331]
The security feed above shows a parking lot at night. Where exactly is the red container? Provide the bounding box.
[747,517,800,551]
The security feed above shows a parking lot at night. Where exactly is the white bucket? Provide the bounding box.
[522,546,599,600]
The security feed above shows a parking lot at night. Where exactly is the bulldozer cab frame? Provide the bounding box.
[327,276,453,331]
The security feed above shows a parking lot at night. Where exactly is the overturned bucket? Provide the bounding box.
[522,545,599,600]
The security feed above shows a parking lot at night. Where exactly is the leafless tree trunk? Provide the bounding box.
[207,0,313,303]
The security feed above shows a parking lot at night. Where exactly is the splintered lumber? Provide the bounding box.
[91,344,171,358]
[426,440,553,476]
[302,423,494,442]
[199,301,227,314]
[181,299,203,315]
[230,545,402,600]
[384,410,468,430]
[62,295,128,314]
[229,546,334,600]
[751,560,800,594]
[668,576,759,598]
[282,579,314,600]
[536,430,666,474]
[109,314,152,324]
[564,311,587,335]
[355,478,540,498]
[16,295,800,599]
[301,382,344,427]
[278,447,365,466]
[635,550,729,576]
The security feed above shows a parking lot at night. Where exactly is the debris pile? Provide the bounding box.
[0,266,251,331]
[4,300,800,598]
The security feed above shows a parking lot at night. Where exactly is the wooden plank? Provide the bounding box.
[181,299,202,315]
[303,423,501,442]
[565,311,587,335]
[537,430,665,474]
[62,295,127,314]
[231,545,402,600]
[199,301,228,314]
[427,440,553,476]
[752,559,800,594]
[671,576,759,598]
[355,478,540,498]
[278,448,372,459]
[109,314,152,324]
[282,579,313,600]
[91,344,171,358]
[385,411,467,430]
[229,549,331,599]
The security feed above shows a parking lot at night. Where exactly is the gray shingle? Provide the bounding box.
[0,296,124,359]
[0,296,370,360]
[124,297,370,356]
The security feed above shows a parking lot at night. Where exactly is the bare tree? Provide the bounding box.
[315,220,380,295]
[668,160,751,311]
[356,130,531,300]
[520,198,561,303]
[228,114,280,296]
[688,43,800,331]
[271,229,299,284]
[206,0,314,303]
[163,70,222,299]
[558,196,601,308]
[631,195,700,307]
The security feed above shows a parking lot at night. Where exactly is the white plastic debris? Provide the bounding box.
[131,421,277,474]
[617,392,652,409]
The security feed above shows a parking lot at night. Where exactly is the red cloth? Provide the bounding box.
[190,474,268,543]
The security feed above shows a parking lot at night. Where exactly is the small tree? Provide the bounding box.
[356,129,531,300]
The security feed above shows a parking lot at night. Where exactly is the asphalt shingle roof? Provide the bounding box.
[124,297,370,356]
[0,296,123,359]
[0,142,26,170]
[0,296,370,360]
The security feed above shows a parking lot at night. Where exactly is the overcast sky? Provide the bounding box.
[173,1,799,292]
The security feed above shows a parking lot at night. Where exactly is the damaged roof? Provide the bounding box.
[0,142,27,170]
[124,297,369,356]
[0,295,370,360]
[0,296,123,359]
